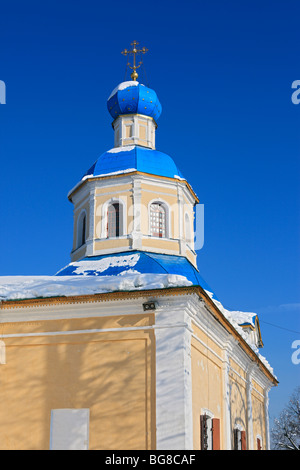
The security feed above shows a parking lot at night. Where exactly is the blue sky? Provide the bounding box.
[0,0,299,429]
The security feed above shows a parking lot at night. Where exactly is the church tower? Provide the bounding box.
[67,42,198,273]
[0,42,277,451]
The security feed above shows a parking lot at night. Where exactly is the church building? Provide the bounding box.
[0,43,277,450]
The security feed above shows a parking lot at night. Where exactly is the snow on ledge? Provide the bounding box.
[0,273,192,302]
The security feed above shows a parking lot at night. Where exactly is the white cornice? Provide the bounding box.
[68,170,198,203]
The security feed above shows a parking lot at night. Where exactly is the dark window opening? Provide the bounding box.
[107,203,120,237]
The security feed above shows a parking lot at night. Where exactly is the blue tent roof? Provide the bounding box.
[84,146,185,180]
[107,82,162,122]
[56,250,218,300]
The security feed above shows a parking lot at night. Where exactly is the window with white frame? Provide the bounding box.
[200,412,220,450]
[256,434,262,450]
[107,202,121,237]
[233,426,247,450]
[150,202,166,238]
[77,211,86,248]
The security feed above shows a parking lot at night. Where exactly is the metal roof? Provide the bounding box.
[107,82,162,122]
[84,145,185,180]
[56,250,218,299]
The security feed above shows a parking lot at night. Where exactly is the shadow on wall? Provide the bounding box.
[0,315,155,450]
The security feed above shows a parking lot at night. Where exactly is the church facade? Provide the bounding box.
[0,55,277,450]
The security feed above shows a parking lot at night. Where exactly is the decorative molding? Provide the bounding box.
[1,322,191,341]
[68,171,199,204]
[0,287,198,310]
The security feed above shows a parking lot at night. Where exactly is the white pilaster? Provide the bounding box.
[130,177,143,249]
[155,306,193,450]
[264,386,271,450]
[222,345,232,449]
[246,368,254,450]
[86,189,95,256]
[177,185,186,256]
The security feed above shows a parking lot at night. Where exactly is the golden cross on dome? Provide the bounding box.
[121,41,148,81]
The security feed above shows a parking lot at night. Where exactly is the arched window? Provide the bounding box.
[150,202,166,238]
[77,211,86,248]
[256,435,262,450]
[200,411,220,450]
[107,203,121,237]
[233,426,247,450]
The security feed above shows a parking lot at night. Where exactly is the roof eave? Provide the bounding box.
[0,284,277,385]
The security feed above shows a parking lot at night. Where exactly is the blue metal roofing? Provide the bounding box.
[84,146,185,180]
[107,82,162,122]
[56,250,218,300]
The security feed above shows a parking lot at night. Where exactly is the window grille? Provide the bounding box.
[150,203,166,238]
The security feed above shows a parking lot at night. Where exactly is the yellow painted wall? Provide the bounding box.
[185,249,197,267]
[71,176,197,261]
[229,359,248,443]
[140,183,177,196]
[251,382,266,449]
[0,314,156,450]
[94,238,131,252]
[142,238,180,252]
[191,325,269,450]
[95,184,132,195]
[191,323,223,450]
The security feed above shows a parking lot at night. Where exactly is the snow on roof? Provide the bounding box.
[58,253,141,276]
[205,290,257,334]
[0,273,192,302]
[205,290,275,376]
[107,81,140,101]
[107,146,136,154]
[0,258,275,377]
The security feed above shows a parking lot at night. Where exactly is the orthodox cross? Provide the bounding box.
[121,41,148,81]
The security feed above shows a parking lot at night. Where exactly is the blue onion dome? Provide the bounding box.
[83,145,185,181]
[107,81,162,122]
